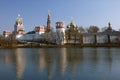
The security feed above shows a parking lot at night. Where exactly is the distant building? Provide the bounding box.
[17,25,45,41]
[35,26,45,34]
[3,30,11,38]
[14,14,25,39]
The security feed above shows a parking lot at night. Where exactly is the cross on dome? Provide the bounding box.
[18,14,21,17]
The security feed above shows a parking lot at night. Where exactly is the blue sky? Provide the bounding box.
[0,0,120,33]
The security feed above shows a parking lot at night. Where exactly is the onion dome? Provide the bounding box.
[70,21,76,28]
[16,14,22,24]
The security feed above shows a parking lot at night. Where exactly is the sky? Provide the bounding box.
[0,0,120,33]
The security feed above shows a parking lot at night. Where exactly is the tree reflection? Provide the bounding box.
[66,48,84,78]
[104,48,112,72]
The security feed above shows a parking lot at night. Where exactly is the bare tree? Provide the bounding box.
[101,27,107,32]
[87,26,99,33]
[65,29,71,44]
[73,27,79,45]
[78,26,85,33]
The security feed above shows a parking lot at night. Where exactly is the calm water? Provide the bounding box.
[0,48,120,80]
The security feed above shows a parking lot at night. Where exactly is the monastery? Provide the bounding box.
[2,13,120,45]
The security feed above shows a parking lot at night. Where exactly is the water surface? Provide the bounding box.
[0,48,120,80]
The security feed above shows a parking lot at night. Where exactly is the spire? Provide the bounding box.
[47,11,51,22]
[105,22,112,32]
[46,11,52,32]
[48,11,50,18]
[108,22,112,31]
[108,22,111,27]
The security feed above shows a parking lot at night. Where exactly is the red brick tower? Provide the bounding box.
[46,12,52,32]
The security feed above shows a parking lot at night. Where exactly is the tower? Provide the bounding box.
[56,22,65,33]
[106,22,112,32]
[46,12,52,32]
[56,22,65,45]
[108,22,112,30]
[14,14,25,35]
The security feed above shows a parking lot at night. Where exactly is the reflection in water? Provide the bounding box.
[0,48,119,80]
[59,48,67,76]
[45,50,53,80]
[4,53,11,64]
[104,48,112,72]
[38,49,46,72]
[14,49,26,80]
[67,48,84,77]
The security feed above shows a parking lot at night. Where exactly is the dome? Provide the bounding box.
[16,18,22,24]
[16,14,22,24]
[70,21,76,27]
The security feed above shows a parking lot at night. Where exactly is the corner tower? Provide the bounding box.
[56,22,65,33]
[56,22,65,45]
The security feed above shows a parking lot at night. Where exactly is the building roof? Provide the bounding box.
[26,31,35,34]
[82,31,120,35]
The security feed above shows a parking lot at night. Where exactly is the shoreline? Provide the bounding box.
[0,43,120,48]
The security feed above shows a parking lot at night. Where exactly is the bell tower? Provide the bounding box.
[46,12,52,32]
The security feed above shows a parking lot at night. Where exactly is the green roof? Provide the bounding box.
[26,31,35,34]
[18,30,25,32]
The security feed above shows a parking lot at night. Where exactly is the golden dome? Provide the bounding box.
[16,14,22,24]
[70,21,75,27]
[16,18,22,24]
